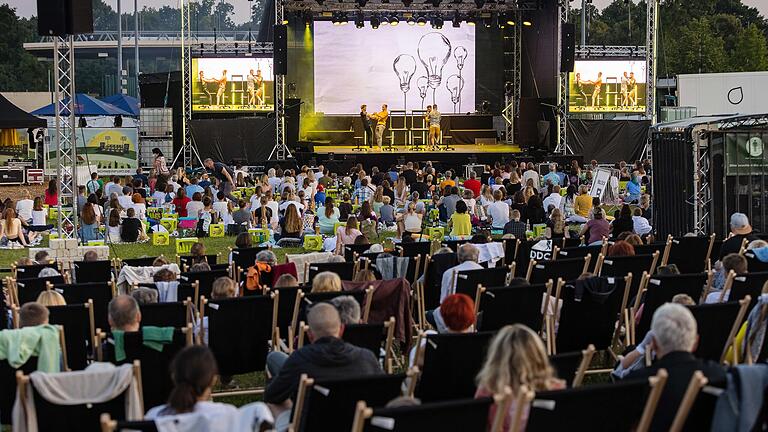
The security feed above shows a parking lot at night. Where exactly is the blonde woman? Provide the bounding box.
[335,216,362,255]
[480,185,494,207]
[372,186,385,216]
[37,290,67,307]
[475,324,565,431]
[547,208,569,240]
[395,177,409,207]
[311,271,342,293]
[523,186,536,204]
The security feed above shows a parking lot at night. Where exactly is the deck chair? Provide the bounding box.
[420,253,458,311]
[668,371,714,432]
[351,396,502,432]
[633,239,671,263]
[120,257,160,267]
[100,414,158,432]
[563,237,583,248]
[0,356,37,424]
[55,281,115,334]
[527,256,591,285]
[455,266,511,298]
[13,262,59,280]
[512,240,552,275]
[745,251,768,273]
[178,253,219,267]
[14,276,66,305]
[105,326,193,410]
[15,362,143,432]
[633,273,711,343]
[414,331,494,402]
[729,271,768,311]
[502,239,521,266]
[398,241,432,258]
[345,244,374,262]
[270,287,304,352]
[666,235,716,274]
[554,276,629,354]
[299,290,372,328]
[688,298,750,363]
[203,294,277,376]
[549,344,596,387]
[342,319,395,372]
[307,261,357,283]
[596,253,659,302]
[522,369,668,432]
[48,302,95,370]
[72,260,113,283]
[139,300,193,328]
[441,239,470,253]
[180,269,229,303]
[555,244,604,272]
[291,373,409,432]
[475,282,550,332]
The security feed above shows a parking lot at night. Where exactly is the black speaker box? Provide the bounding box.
[274,24,288,76]
[37,0,93,36]
[560,23,576,73]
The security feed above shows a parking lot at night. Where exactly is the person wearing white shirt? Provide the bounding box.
[186,199,204,218]
[542,185,563,213]
[440,243,484,302]
[632,208,652,235]
[213,193,233,225]
[279,200,304,214]
[117,187,134,209]
[15,191,34,222]
[521,162,540,188]
[486,190,510,229]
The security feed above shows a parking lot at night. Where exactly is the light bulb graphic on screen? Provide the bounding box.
[418,32,452,104]
[446,74,464,113]
[454,46,468,111]
[416,76,428,109]
[393,54,417,110]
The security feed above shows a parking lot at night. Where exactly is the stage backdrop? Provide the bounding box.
[567,119,649,163]
[313,22,476,114]
[190,117,276,165]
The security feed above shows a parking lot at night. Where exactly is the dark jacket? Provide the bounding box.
[263,336,382,404]
[625,351,726,431]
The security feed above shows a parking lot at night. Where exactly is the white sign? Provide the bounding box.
[678,71,768,116]
[590,168,612,198]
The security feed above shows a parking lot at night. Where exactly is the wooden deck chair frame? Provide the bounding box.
[200,291,280,349]
[720,295,751,364]
[609,274,634,350]
[350,386,513,432]
[502,239,521,263]
[668,371,708,432]
[716,270,737,303]
[525,255,591,283]
[271,288,305,353]
[572,344,596,387]
[594,251,659,278]
[362,287,374,324]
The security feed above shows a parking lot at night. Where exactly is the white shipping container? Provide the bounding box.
[678,71,768,116]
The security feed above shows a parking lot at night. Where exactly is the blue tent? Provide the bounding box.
[100,94,140,116]
[31,93,131,116]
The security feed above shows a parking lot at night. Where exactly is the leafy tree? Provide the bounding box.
[665,17,729,74]
[0,5,46,91]
[730,23,768,71]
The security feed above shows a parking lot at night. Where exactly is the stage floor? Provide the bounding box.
[312,143,522,154]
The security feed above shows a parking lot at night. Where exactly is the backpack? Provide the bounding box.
[245,262,272,292]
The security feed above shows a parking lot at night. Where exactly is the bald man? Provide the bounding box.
[264,303,382,423]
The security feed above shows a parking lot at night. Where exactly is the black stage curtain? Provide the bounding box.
[190,118,275,165]
[567,119,649,163]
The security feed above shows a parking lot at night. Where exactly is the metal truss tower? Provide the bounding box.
[642,0,659,161]
[269,0,291,161]
[502,12,522,144]
[176,0,202,168]
[53,36,78,239]
[554,0,571,155]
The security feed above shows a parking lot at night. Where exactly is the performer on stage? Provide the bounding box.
[574,73,588,107]
[198,71,216,106]
[216,70,228,106]
[628,72,638,107]
[620,72,629,107]
[247,69,265,106]
[360,104,374,147]
[427,104,441,149]
[590,72,603,108]
[369,104,389,150]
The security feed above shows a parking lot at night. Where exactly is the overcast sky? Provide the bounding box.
[5,0,767,25]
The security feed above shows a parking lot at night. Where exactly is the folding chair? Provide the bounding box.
[203,294,277,378]
[596,253,659,302]
[549,344,596,387]
[632,272,711,343]
[48,301,95,371]
[688,297,750,363]
[139,300,193,328]
[104,326,193,411]
[420,253,458,311]
[345,244,374,262]
[521,369,668,432]
[666,235,716,274]
[397,241,431,258]
[475,282,550,332]
[668,371,712,432]
[230,246,269,278]
[745,251,768,273]
[55,281,115,335]
[15,362,143,432]
[351,395,503,432]
[562,237,583,248]
[180,269,229,305]
[633,237,672,265]
[100,414,158,432]
[514,240,555,275]
[13,262,59,280]
[555,244,604,272]
[729,271,768,311]
[342,318,396,372]
[290,372,410,432]
[13,276,66,305]
[307,261,357,284]
[526,256,591,285]
[455,266,512,298]
[414,331,494,402]
[271,286,304,352]
[0,356,37,425]
[72,260,113,283]
[554,276,630,354]
[119,257,160,267]
[502,239,521,266]
[440,239,470,253]
[177,253,219,268]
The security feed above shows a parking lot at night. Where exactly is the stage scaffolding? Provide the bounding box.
[53,36,78,238]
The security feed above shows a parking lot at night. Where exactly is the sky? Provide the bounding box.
[5,0,768,25]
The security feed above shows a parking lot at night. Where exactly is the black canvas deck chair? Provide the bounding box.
[555,244,604,272]
[562,237,583,249]
[440,239,470,253]
[414,331,494,402]
[180,269,229,305]
[100,414,158,432]
[522,369,668,432]
[13,276,66,305]
[342,318,396,372]
[73,260,113,283]
[203,294,277,376]
[476,282,550,332]
[230,246,269,280]
[688,298,750,363]
[307,261,357,283]
[632,272,711,344]
[119,257,160,267]
[270,286,304,352]
[351,396,502,432]
[105,326,193,410]
[549,344,596,387]
[371,255,423,285]
[48,302,95,370]
[13,262,58,280]
[139,300,192,328]
[417,252,458,311]
[666,235,716,274]
[291,372,409,432]
[299,289,373,329]
[729,271,768,311]
[15,362,143,432]
[554,275,630,354]
[55,281,115,334]
[0,355,37,425]
[513,240,554,276]
[745,250,768,273]
[454,266,512,298]
[502,238,521,266]
[526,256,591,285]
[633,240,672,263]
[177,253,219,267]
[346,244,374,262]
[596,253,659,301]
[397,240,432,258]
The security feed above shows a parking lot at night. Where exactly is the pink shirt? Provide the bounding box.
[336,226,362,246]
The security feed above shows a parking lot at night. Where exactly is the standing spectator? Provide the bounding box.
[542,163,560,186]
[152,148,170,176]
[44,179,58,207]
[86,172,102,195]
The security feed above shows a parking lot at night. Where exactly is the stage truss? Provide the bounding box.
[53,36,78,239]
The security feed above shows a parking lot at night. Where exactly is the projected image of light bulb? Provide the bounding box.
[418,32,452,90]
[446,74,464,113]
[416,76,428,108]
[454,46,468,71]
[393,54,417,110]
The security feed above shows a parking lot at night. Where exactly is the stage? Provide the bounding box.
[311,143,521,154]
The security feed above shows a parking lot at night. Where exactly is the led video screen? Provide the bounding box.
[313,22,475,114]
[191,57,274,112]
[568,60,646,113]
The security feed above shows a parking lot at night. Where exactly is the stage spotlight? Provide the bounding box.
[430,16,443,29]
[407,16,416,25]
[483,15,493,27]
[452,13,461,27]
[355,13,364,28]
[416,15,427,26]
[381,15,390,25]
[390,15,399,26]
[504,81,513,95]
[522,20,532,26]
[466,15,476,25]
[504,13,515,26]
[340,12,348,25]
[303,12,313,26]
[370,15,381,28]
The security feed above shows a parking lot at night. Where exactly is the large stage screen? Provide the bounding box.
[191,57,274,112]
[568,60,646,113]
[313,22,476,114]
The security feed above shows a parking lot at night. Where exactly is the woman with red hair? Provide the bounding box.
[409,293,476,368]
[607,240,635,257]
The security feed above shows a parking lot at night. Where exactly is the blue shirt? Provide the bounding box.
[185,184,204,199]
[626,180,641,199]
[543,172,561,186]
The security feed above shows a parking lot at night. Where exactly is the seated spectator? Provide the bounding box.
[503,209,527,239]
[397,202,422,239]
[153,268,176,282]
[579,207,610,245]
[611,204,634,237]
[329,295,362,325]
[37,290,66,307]
[440,243,482,302]
[448,200,472,237]
[145,346,239,419]
[108,295,141,332]
[335,216,363,255]
[190,242,207,264]
[279,204,303,239]
[232,199,253,226]
[486,190,510,229]
[131,287,158,305]
[317,197,340,235]
[106,209,121,243]
[120,208,144,243]
[19,302,50,327]
[274,274,299,288]
[705,253,748,303]
[311,271,341,293]
[1,208,33,246]
[379,196,395,225]
[475,324,565,431]
[623,303,726,431]
[189,262,211,272]
[172,188,191,217]
[186,192,204,218]
[573,185,592,219]
[256,250,278,266]
[607,240,635,256]
[546,208,569,240]
[264,303,381,429]
[719,213,758,259]
[82,250,98,262]
[352,269,376,282]
[632,207,652,236]
[354,234,370,246]
[412,293,477,366]
[153,256,170,266]
[28,197,53,233]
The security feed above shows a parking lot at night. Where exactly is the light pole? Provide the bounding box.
[134,0,140,98]
[117,0,123,93]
